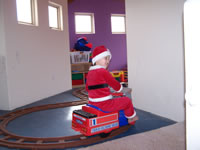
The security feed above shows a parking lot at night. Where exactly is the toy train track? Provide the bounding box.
[0,88,130,150]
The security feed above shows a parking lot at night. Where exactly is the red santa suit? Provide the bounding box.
[86,46,136,119]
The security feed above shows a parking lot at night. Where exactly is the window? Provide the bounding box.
[111,14,126,34]
[75,13,95,34]
[16,0,38,25]
[48,1,63,30]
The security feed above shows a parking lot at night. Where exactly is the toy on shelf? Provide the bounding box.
[111,70,128,83]
[70,37,92,64]
[70,51,91,64]
[74,37,92,52]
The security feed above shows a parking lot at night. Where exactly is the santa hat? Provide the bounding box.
[92,46,112,64]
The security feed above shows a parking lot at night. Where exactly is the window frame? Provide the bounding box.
[74,12,95,34]
[16,0,38,26]
[48,1,63,31]
[111,14,126,34]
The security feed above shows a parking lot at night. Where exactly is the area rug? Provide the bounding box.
[78,122,185,150]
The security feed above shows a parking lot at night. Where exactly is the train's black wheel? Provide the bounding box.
[99,132,111,138]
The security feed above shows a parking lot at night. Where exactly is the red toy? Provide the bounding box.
[72,105,119,136]
[72,93,135,137]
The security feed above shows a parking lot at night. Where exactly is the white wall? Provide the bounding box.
[0,0,71,110]
[184,0,200,149]
[0,0,9,110]
[126,0,185,121]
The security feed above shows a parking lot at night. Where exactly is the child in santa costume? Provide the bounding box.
[86,45,138,124]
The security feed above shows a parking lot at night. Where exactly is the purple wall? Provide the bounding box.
[68,0,127,71]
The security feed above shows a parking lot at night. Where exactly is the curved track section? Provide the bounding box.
[0,88,130,149]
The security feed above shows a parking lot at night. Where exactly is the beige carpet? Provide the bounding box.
[78,122,185,150]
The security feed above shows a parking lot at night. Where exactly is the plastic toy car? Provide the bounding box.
[72,103,134,136]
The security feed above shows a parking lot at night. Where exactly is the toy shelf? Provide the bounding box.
[71,63,91,88]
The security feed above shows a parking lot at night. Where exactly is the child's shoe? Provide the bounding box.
[128,116,139,125]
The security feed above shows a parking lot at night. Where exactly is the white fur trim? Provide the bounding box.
[89,95,113,102]
[92,50,112,64]
[116,84,123,93]
[125,111,137,119]
[89,65,106,71]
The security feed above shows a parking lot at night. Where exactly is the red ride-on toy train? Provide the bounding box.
[72,92,135,137]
